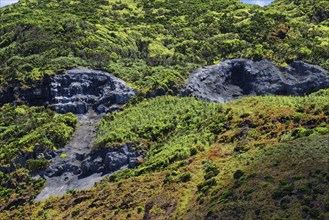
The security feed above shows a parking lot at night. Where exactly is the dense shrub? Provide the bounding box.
[101,90,329,180]
[0,105,77,167]
[26,159,49,172]
[0,105,77,209]
[1,0,328,92]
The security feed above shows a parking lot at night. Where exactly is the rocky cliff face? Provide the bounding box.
[186,59,329,102]
[0,67,136,114]
[51,68,136,114]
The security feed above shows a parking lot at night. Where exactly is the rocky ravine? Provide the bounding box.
[35,111,101,201]
[186,59,329,102]
[35,110,143,201]
[0,68,140,199]
[18,68,140,201]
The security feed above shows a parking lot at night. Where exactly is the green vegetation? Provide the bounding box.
[0,0,328,93]
[0,168,45,212]
[0,0,328,218]
[198,134,329,220]
[97,89,329,180]
[0,104,77,167]
[0,105,77,210]
[96,96,226,176]
[59,153,68,159]
[1,90,326,219]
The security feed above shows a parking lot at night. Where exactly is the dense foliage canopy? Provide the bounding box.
[0,0,328,92]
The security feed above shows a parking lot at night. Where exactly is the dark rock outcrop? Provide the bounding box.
[44,161,81,178]
[186,59,329,102]
[0,77,52,107]
[42,143,143,178]
[80,144,143,177]
[51,68,136,114]
[0,67,137,114]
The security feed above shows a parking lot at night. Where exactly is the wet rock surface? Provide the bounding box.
[0,67,137,114]
[186,59,329,102]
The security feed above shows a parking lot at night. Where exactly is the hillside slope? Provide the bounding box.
[0,0,329,219]
[0,90,328,219]
[0,105,77,210]
[0,0,328,93]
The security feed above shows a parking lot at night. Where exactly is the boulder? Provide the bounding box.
[104,151,128,171]
[44,148,56,160]
[89,157,104,173]
[186,59,329,102]
[75,153,85,161]
[81,155,105,176]
[45,164,64,177]
[80,144,143,176]
[80,159,92,176]
[128,156,143,168]
[45,161,81,177]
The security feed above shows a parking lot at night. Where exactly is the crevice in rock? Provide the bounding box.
[229,62,253,95]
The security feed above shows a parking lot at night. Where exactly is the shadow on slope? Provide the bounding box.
[200,135,329,220]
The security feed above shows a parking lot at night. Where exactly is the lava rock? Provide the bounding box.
[66,164,81,175]
[104,151,128,171]
[45,162,81,177]
[146,87,167,98]
[89,157,104,173]
[80,144,143,176]
[75,153,85,161]
[81,156,104,175]
[128,156,143,168]
[50,68,137,114]
[15,157,27,167]
[45,165,64,177]
[0,68,137,114]
[186,59,329,102]
[80,159,92,176]
[44,148,56,160]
